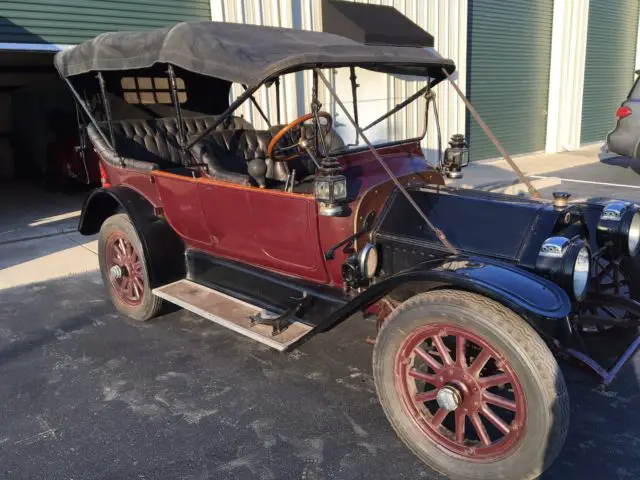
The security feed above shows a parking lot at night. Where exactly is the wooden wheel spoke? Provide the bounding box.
[432,335,453,365]
[414,390,438,403]
[468,348,492,377]
[408,369,437,385]
[481,404,511,435]
[470,412,491,446]
[131,260,143,274]
[482,391,517,411]
[456,335,467,367]
[414,347,443,372]
[133,276,144,291]
[478,373,510,389]
[117,239,127,257]
[454,410,466,444]
[430,408,448,427]
[132,279,142,299]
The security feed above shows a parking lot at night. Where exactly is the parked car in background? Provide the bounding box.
[607,70,640,159]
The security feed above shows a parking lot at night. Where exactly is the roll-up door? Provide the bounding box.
[581,0,640,145]
[0,0,211,45]
[467,0,554,161]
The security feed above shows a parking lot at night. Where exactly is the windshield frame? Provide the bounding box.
[234,67,433,156]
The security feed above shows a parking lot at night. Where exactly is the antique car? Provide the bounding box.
[55,20,640,480]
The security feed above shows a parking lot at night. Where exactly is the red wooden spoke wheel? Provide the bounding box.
[98,213,163,321]
[105,231,145,306]
[373,290,569,480]
[394,324,526,461]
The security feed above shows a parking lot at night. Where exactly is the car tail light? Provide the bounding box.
[99,161,111,188]
[616,106,632,119]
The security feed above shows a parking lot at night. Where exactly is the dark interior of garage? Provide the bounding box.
[0,49,84,189]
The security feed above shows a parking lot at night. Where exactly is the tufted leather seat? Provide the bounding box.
[87,115,252,170]
[87,114,345,188]
[189,129,272,185]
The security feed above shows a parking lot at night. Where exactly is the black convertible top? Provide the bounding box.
[53,21,455,87]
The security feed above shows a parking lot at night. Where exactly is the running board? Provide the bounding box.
[152,280,313,351]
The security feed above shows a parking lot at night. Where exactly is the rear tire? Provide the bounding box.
[373,290,569,480]
[98,213,163,321]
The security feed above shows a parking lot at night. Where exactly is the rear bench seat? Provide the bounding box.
[86,115,254,171]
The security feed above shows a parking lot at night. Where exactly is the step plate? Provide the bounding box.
[153,280,312,351]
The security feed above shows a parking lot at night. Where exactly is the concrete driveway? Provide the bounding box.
[532,154,640,202]
[2,167,640,479]
[0,182,98,289]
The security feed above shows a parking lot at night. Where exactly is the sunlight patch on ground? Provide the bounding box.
[28,210,81,227]
[0,234,98,290]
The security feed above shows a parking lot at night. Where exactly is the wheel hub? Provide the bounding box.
[109,264,125,280]
[436,385,462,412]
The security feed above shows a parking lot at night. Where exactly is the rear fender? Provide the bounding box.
[79,187,184,286]
[318,257,572,341]
[79,187,155,235]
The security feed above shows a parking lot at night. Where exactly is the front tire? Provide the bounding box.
[98,213,163,321]
[373,290,569,480]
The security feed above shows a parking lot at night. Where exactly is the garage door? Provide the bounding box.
[581,0,640,145]
[0,0,211,45]
[466,0,553,161]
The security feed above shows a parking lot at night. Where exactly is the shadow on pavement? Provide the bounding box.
[601,154,640,176]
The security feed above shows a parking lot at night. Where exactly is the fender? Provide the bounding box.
[317,256,572,340]
[78,187,184,286]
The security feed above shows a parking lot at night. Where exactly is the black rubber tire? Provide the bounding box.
[373,290,569,480]
[98,213,163,321]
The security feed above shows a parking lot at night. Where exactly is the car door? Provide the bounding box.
[607,72,640,159]
[153,171,213,250]
[197,178,329,283]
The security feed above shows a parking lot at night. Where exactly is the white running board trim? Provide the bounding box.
[153,280,312,351]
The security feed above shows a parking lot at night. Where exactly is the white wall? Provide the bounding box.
[210,0,467,164]
[545,0,589,153]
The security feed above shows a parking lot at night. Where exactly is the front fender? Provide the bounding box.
[318,256,571,340]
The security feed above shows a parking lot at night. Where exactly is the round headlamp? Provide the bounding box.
[597,201,640,257]
[572,245,590,301]
[358,243,379,279]
[536,236,591,301]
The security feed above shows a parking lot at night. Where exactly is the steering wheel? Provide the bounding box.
[267,111,332,161]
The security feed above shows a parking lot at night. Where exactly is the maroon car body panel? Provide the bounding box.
[99,141,444,288]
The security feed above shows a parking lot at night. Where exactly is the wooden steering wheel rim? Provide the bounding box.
[267,111,332,160]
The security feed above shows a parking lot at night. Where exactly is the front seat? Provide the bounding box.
[189,129,272,186]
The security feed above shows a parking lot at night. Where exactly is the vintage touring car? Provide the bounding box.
[55,17,640,480]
